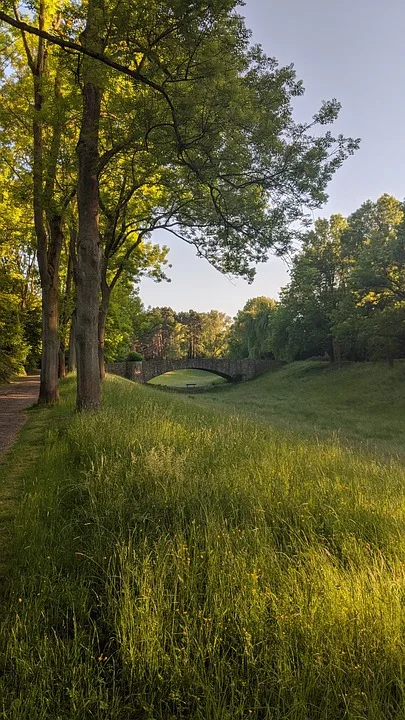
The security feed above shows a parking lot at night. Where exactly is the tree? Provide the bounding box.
[104,281,143,363]
[271,195,405,365]
[1,1,359,410]
[271,216,348,361]
[3,2,77,403]
[0,148,41,380]
[228,297,277,359]
[333,195,405,364]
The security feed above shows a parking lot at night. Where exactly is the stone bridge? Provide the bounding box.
[106,357,282,384]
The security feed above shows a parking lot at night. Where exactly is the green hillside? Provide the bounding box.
[197,361,405,458]
[1,371,404,718]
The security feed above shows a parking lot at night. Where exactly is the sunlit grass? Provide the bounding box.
[198,360,405,458]
[1,374,405,718]
[148,369,226,387]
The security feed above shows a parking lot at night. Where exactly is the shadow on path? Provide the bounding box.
[0,375,40,597]
[0,375,40,455]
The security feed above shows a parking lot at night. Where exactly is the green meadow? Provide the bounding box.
[149,369,226,388]
[1,363,405,719]
[198,360,405,459]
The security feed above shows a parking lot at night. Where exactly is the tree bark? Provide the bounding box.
[98,268,110,380]
[16,1,68,404]
[75,0,104,411]
[67,311,77,373]
[332,338,341,368]
[31,3,61,404]
[39,283,59,402]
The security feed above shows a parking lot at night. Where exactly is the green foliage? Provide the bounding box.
[271,196,405,364]
[88,0,359,279]
[126,351,144,362]
[0,292,27,381]
[334,195,405,363]
[227,296,277,359]
[133,307,231,360]
[1,374,405,718]
[0,176,41,379]
[105,282,143,362]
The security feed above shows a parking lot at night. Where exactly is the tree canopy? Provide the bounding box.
[0,0,359,407]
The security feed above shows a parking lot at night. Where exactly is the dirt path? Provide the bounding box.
[0,375,40,596]
[0,375,40,456]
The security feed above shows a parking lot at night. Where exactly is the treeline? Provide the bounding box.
[0,1,356,408]
[272,194,405,364]
[227,194,405,365]
[131,308,230,361]
[3,190,403,384]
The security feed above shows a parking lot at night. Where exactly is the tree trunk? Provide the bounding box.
[59,346,66,378]
[37,214,64,404]
[39,282,60,403]
[20,1,65,405]
[75,1,104,411]
[332,338,341,368]
[98,275,110,380]
[67,311,77,373]
[31,4,61,404]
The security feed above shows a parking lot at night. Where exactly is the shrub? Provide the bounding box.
[126,351,144,362]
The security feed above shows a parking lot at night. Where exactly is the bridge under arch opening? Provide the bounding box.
[148,368,231,388]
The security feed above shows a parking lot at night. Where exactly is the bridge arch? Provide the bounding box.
[147,367,234,383]
[106,357,283,384]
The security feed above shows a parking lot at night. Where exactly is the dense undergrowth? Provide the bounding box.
[1,373,405,719]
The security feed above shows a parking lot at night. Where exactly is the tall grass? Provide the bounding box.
[199,360,405,458]
[1,375,405,718]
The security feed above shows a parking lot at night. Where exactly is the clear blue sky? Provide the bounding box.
[140,0,405,318]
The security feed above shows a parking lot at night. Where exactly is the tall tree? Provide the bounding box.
[1,1,359,409]
[228,297,277,359]
[333,195,405,364]
[2,4,77,402]
[271,216,348,361]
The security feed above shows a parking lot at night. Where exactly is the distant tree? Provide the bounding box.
[104,282,144,363]
[271,216,348,361]
[133,307,231,360]
[272,195,405,365]
[176,310,230,358]
[333,195,405,364]
[199,311,231,358]
[228,297,277,359]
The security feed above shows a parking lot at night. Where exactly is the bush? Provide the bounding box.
[126,351,144,362]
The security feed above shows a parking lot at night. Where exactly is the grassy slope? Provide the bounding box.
[1,373,405,718]
[149,369,226,387]
[197,360,405,458]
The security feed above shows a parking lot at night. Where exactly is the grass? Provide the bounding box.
[196,360,405,458]
[0,404,48,595]
[148,369,226,388]
[0,370,405,718]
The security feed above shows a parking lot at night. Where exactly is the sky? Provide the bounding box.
[140,0,405,318]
